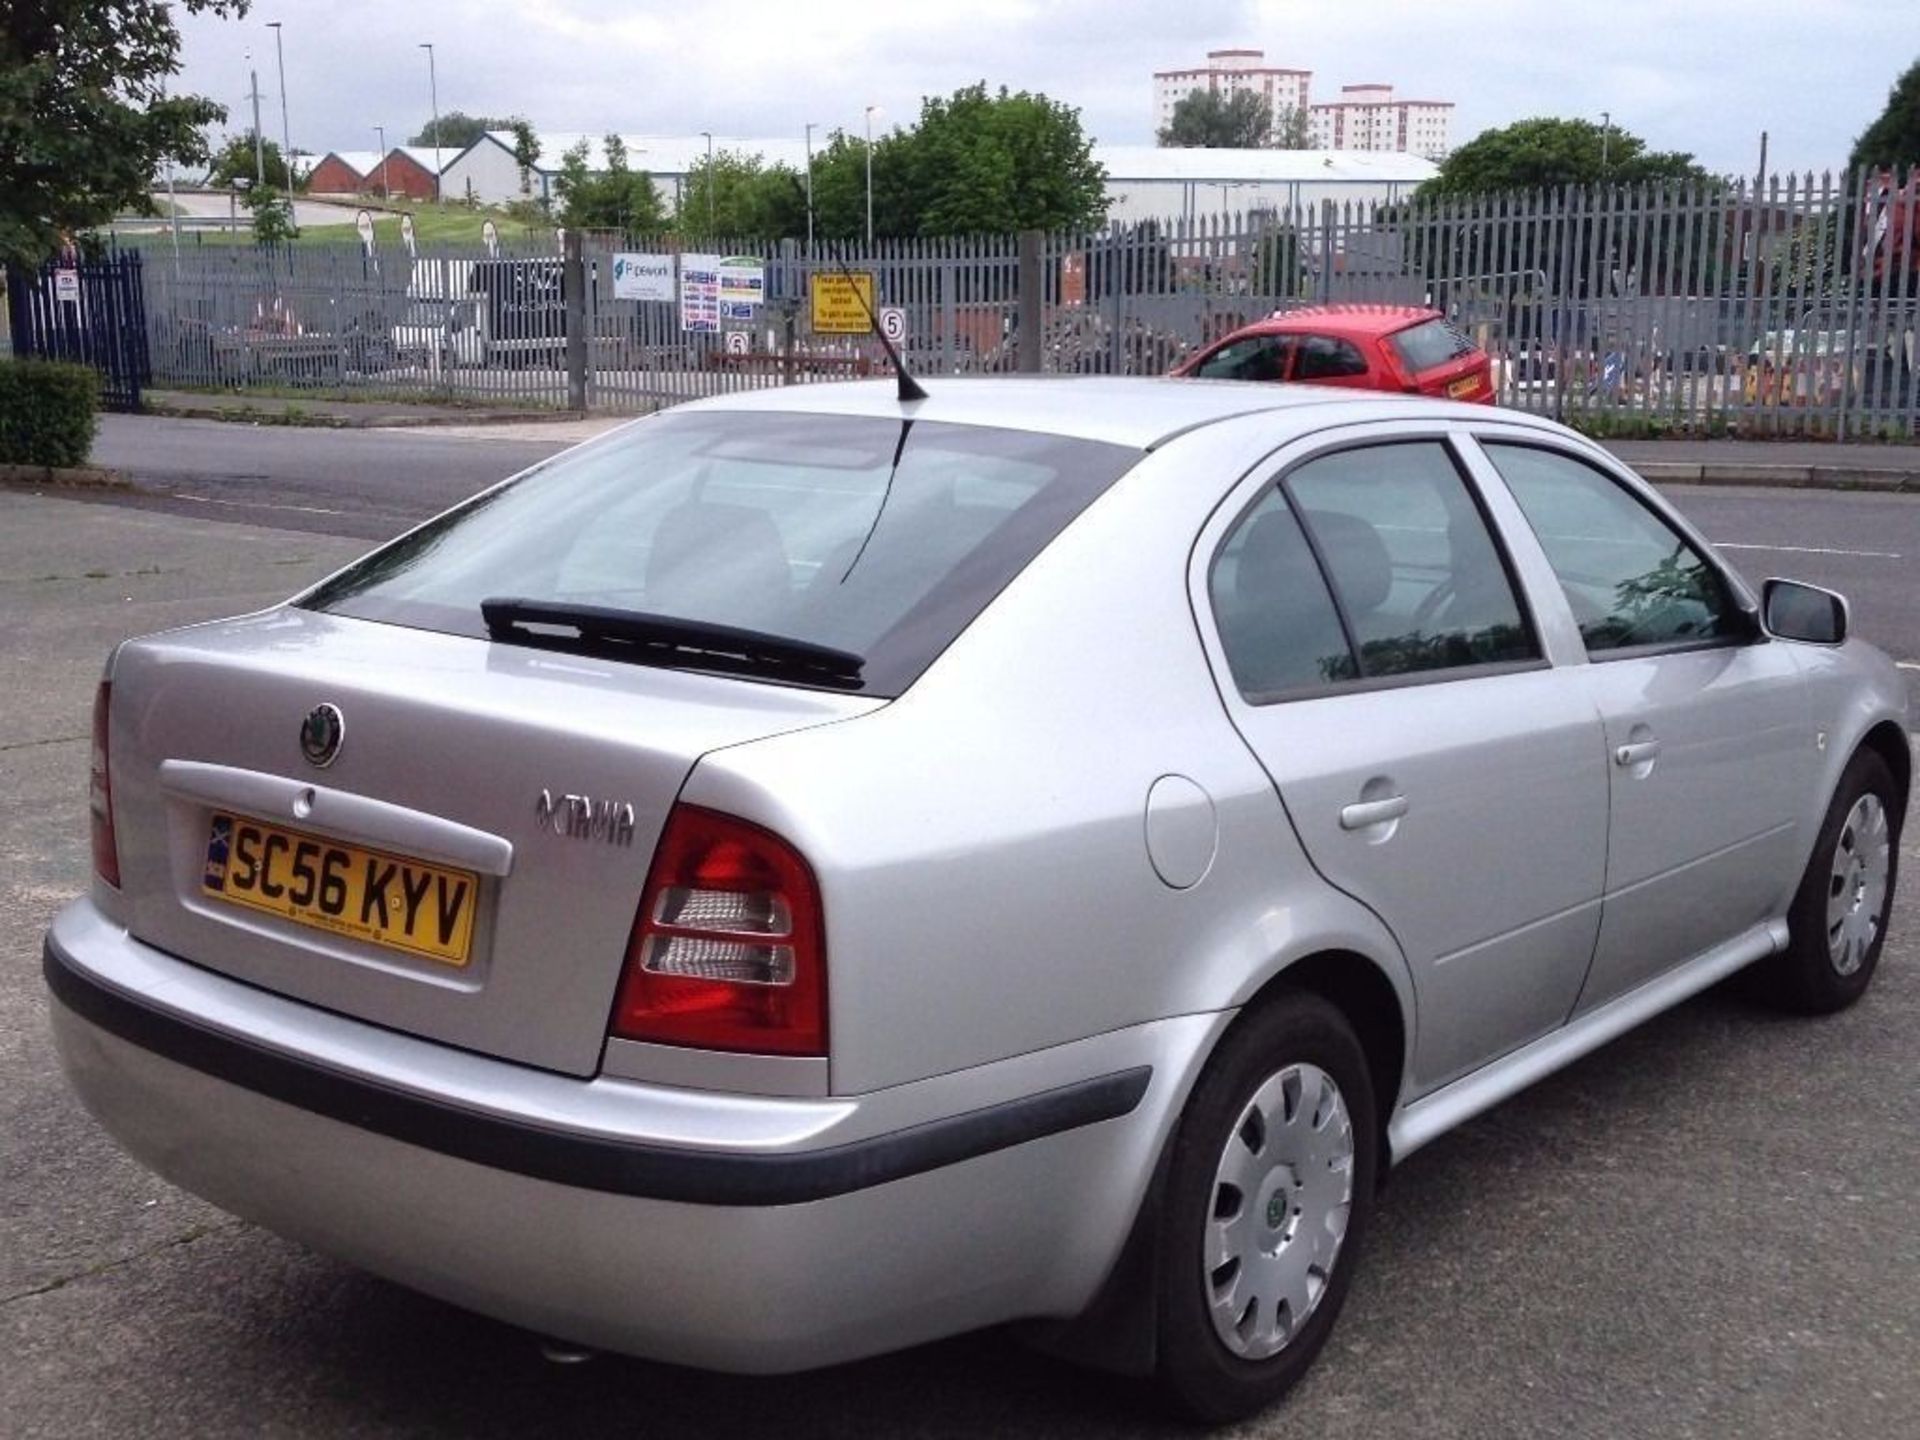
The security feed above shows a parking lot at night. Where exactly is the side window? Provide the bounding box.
[1294,334,1370,380]
[1209,488,1357,698]
[1286,443,1540,677]
[1194,334,1294,383]
[1482,444,1741,654]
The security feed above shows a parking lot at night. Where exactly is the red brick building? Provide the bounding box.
[305,151,373,195]
[303,148,444,200]
[378,148,445,202]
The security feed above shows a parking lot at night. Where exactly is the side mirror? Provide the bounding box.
[1762,578,1849,646]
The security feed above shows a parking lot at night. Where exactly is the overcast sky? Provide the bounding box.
[174,0,1914,177]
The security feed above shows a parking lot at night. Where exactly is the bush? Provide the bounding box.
[0,359,99,467]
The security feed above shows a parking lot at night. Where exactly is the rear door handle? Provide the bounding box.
[1614,741,1662,767]
[1340,795,1409,830]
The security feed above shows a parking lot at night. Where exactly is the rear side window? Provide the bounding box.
[1287,443,1539,678]
[1209,489,1356,697]
[1194,334,1294,382]
[302,413,1139,696]
[1294,335,1371,379]
[1482,443,1741,654]
[1390,319,1476,374]
[1210,442,1541,699]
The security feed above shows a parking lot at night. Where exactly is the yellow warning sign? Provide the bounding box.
[810,272,877,334]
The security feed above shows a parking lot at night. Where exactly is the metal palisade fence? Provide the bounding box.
[130,167,1920,438]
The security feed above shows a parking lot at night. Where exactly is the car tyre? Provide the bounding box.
[1755,749,1902,1014]
[1152,990,1378,1424]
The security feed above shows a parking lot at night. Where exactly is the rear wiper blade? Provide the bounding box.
[480,597,866,684]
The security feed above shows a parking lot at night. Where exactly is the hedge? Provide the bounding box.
[0,359,99,468]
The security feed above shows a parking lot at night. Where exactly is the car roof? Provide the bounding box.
[1237,304,1441,339]
[680,375,1404,449]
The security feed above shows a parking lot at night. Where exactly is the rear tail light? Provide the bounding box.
[90,680,121,888]
[610,805,826,1056]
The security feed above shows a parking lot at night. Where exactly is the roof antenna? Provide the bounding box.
[831,242,927,402]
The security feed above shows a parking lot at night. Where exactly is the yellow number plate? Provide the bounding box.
[1447,375,1480,398]
[202,812,478,966]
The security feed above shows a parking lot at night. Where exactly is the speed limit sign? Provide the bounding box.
[724,330,750,356]
[878,307,907,344]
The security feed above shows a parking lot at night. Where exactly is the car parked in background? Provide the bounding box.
[1173,304,1496,404]
[46,379,1906,1423]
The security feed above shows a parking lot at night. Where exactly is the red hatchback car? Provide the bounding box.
[1173,304,1496,403]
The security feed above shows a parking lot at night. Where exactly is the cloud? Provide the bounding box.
[177,0,1910,177]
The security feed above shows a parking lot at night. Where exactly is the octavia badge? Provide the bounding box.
[300,703,345,768]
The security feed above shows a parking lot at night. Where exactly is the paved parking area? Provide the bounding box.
[2,484,1916,1438]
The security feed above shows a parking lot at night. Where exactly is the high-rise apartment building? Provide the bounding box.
[1309,84,1453,160]
[1154,52,1451,159]
[1152,49,1312,144]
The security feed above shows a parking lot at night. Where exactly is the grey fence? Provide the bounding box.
[135,167,1920,438]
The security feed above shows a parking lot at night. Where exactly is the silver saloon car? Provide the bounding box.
[46,379,1908,1422]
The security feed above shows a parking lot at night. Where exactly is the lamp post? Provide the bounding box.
[375,125,389,200]
[245,53,265,187]
[804,122,817,251]
[267,22,292,188]
[419,42,441,202]
[1600,110,1611,174]
[864,105,879,244]
[700,130,714,235]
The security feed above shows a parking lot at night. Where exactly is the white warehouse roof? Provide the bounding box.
[492,132,1438,185]
[1095,146,1439,185]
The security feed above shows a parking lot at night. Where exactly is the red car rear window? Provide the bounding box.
[1390,319,1477,374]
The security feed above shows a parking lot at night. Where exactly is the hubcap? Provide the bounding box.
[1827,794,1891,977]
[1204,1062,1354,1360]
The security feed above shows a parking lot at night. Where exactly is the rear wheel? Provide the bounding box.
[1152,991,1378,1423]
[1754,750,1902,1013]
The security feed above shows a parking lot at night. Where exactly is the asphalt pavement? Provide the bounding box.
[3,422,1918,1438]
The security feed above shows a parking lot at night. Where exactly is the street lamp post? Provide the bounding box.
[700,130,714,235]
[246,54,265,187]
[375,125,389,200]
[1600,110,1611,174]
[804,122,817,252]
[267,22,292,188]
[419,42,441,203]
[864,105,879,244]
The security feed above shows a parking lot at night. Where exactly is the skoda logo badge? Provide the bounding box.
[300,703,345,768]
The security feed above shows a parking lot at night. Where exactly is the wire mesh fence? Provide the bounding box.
[126,167,1920,438]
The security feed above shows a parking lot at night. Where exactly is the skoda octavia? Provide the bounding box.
[46,378,1907,1421]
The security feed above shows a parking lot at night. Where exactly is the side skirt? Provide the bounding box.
[1387,919,1788,1164]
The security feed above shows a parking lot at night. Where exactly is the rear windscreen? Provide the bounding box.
[300,410,1140,696]
[1389,319,1477,374]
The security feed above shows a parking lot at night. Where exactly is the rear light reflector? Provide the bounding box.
[611,805,826,1056]
[90,680,121,888]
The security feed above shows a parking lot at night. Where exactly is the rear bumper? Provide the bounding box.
[44,899,1221,1371]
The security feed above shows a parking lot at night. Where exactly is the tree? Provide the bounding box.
[901,83,1108,236]
[1,0,242,266]
[244,183,295,244]
[507,118,541,200]
[409,112,513,151]
[806,129,916,241]
[553,134,665,233]
[1419,117,1714,198]
[1272,105,1313,150]
[1851,58,1920,171]
[207,131,291,190]
[1158,89,1273,149]
[678,152,809,240]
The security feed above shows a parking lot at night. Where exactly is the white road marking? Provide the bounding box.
[173,493,348,517]
[1712,541,1903,559]
[1897,661,1920,672]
